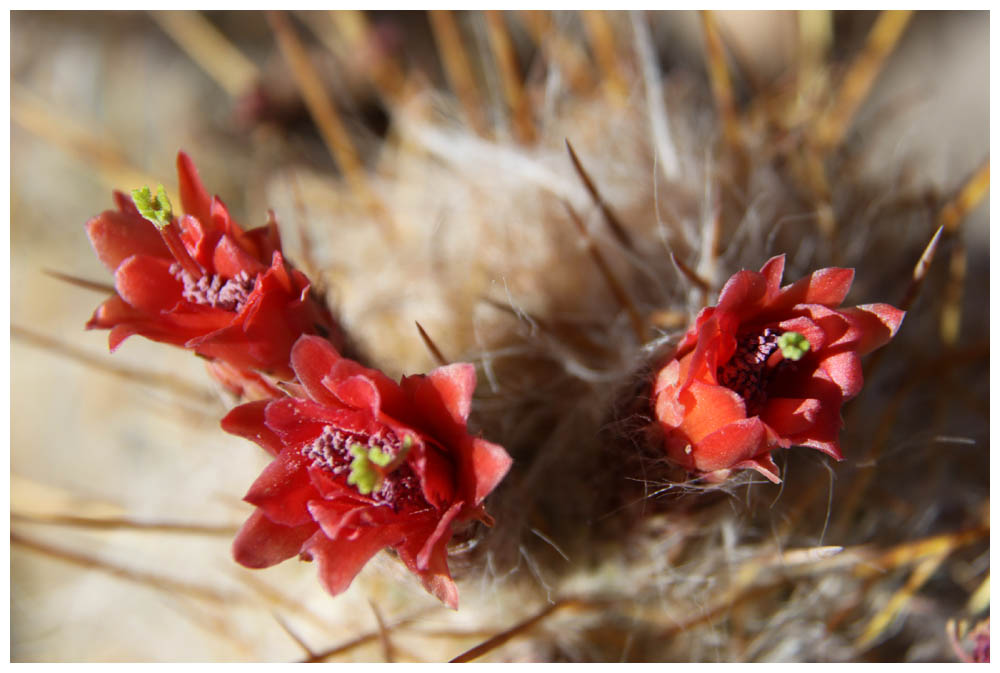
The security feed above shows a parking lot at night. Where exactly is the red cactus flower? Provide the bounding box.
[85,152,340,394]
[221,335,512,609]
[652,255,904,482]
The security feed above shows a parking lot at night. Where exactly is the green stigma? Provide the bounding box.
[347,443,381,495]
[131,184,173,229]
[346,437,415,495]
[777,331,810,361]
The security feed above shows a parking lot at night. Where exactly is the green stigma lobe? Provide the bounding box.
[368,445,393,467]
[777,331,810,361]
[131,184,174,229]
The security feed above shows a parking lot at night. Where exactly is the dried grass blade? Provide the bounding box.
[271,611,317,659]
[329,10,408,104]
[632,11,681,181]
[580,11,627,103]
[450,598,581,662]
[415,321,449,367]
[669,252,711,294]
[819,10,913,148]
[11,512,236,536]
[12,531,237,604]
[149,11,259,98]
[485,11,535,145]
[302,607,434,662]
[429,11,490,136]
[13,325,216,404]
[565,139,634,251]
[564,201,646,343]
[43,270,116,295]
[267,11,385,227]
[700,11,741,152]
[12,83,155,190]
[855,552,948,650]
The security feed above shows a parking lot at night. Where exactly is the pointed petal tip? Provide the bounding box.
[426,362,477,425]
[471,438,513,505]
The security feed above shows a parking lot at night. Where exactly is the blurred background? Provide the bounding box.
[10,11,989,662]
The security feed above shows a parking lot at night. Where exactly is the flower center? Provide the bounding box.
[717,328,784,416]
[302,425,424,510]
[170,263,255,312]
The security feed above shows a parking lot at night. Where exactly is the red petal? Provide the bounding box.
[770,267,854,312]
[716,269,768,318]
[396,521,460,609]
[466,438,512,506]
[87,294,142,332]
[177,214,213,268]
[221,400,284,456]
[231,509,316,569]
[290,335,349,407]
[176,151,213,225]
[836,304,906,356]
[800,437,844,460]
[819,351,864,400]
[264,398,373,445]
[307,500,366,540]
[112,190,141,216]
[303,526,405,598]
[675,306,715,355]
[323,358,407,417]
[327,374,381,414]
[417,501,463,569]
[425,363,477,426]
[731,452,781,483]
[213,234,266,277]
[689,417,768,473]
[414,445,456,509]
[653,359,681,397]
[86,210,169,271]
[211,196,258,259]
[114,255,183,312]
[760,397,823,437]
[777,315,826,353]
[243,449,315,526]
[759,255,786,301]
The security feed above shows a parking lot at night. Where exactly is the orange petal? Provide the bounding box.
[689,417,767,473]
[677,380,747,443]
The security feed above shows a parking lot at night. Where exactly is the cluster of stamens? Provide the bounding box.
[717,328,783,416]
[170,264,256,312]
[303,425,423,510]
